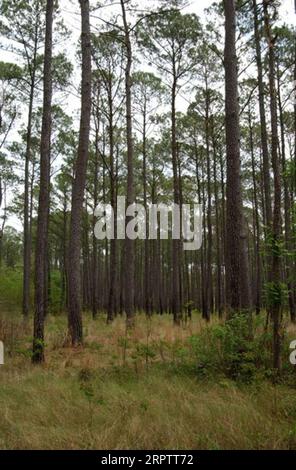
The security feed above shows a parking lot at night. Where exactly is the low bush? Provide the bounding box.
[189,314,274,382]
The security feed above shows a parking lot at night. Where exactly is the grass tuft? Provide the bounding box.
[0,312,296,449]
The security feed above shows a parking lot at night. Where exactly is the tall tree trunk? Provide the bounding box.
[263,0,282,370]
[142,98,151,316]
[68,0,92,346]
[92,110,100,319]
[171,75,182,325]
[60,191,68,311]
[219,146,226,312]
[277,63,296,323]
[22,38,38,317]
[293,35,296,314]
[223,0,251,314]
[205,87,213,319]
[107,83,117,323]
[194,142,206,317]
[253,0,272,229]
[82,202,91,310]
[212,119,222,317]
[32,0,53,363]
[177,144,184,315]
[121,0,135,327]
[249,109,262,315]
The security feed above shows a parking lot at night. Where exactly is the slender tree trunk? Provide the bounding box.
[224,0,251,314]
[178,145,184,315]
[194,142,206,316]
[107,84,117,323]
[205,88,213,319]
[68,0,92,346]
[277,64,296,323]
[219,147,226,311]
[151,165,158,313]
[249,109,262,315]
[263,0,282,370]
[212,120,222,317]
[32,0,53,363]
[253,0,272,229]
[171,76,182,325]
[92,112,99,319]
[121,0,135,327]
[201,158,208,318]
[294,36,296,198]
[142,98,151,316]
[293,35,296,314]
[22,51,37,317]
[82,202,91,310]
[60,192,68,311]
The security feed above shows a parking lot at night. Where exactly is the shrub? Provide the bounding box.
[189,314,273,382]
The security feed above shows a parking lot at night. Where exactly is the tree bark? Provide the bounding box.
[263,0,282,370]
[277,63,296,323]
[22,31,38,317]
[32,0,53,363]
[107,81,117,323]
[253,0,272,229]
[142,98,151,316]
[212,119,223,317]
[205,87,213,319]
[171,76,182,325]
[92,108,100,319]
[121,0,135,327]
[223,0,251,314]
[68,0,92,346]
[249,109,262,315]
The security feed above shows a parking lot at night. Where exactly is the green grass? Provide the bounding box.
[1,364,296,450]
[0,313,296,449]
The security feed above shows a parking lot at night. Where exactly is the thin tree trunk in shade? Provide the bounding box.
[32,0,53,363]
[276,64,296,323]
[223,0,252,314]
[142,99,151,316]
[171,78,182,325]
[205,90,213,319]
[201,153,208,319]
[248,109,262,315]
[68,0,92,346]
[253,0,272,229]
[177,146,184,316]
[107,84,117,323]
[212,120,222,317]
[60,192,68,311]
[92,110,99,319]
[194,142,206,317]
[22,43,38,317]
[263,0,282,370]
[293,37,296,313]
[121,0,135,327]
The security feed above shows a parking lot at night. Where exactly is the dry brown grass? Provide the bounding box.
[0,312,296,450]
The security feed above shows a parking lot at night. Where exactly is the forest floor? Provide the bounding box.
[0,312,296,449]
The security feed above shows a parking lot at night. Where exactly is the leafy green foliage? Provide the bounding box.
[0,266,23,311]
[189,315,273,382]
[0,61,22,80]
[265,281,289,308]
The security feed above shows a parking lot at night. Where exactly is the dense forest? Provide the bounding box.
[0,0,296,452]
